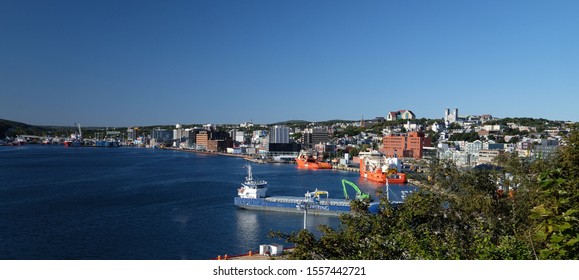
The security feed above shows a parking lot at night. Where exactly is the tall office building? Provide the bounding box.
[302,128,329,149]
[127,128,138,141]
[269,125,290,144]
[152,128,172,141]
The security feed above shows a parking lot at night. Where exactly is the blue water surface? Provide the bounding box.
[0,145,410,260]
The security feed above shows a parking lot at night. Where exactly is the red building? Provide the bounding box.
[381,131,431,159]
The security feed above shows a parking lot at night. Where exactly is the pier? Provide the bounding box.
[213,247,294,260]
[332,165,359,172]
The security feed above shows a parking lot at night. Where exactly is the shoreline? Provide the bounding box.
[162,147,249,159]
[162,148,430,185]
[162,147,299,165]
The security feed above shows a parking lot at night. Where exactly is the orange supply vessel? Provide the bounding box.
[295,150,332,169]
[385,172,407,185]
[359,151,407,184]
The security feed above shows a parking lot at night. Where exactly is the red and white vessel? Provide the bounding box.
[295,150,332,169]
[359,151,407,184]
[64,123,82,147]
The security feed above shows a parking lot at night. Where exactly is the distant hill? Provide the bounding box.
[317,119,357,125]
[269,120,310,126]
[0,119,62,138]
[269,119,356,126]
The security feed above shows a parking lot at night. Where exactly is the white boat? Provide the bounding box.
[237,164,268,199]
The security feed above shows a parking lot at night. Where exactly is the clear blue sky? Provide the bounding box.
[1,0,578,127]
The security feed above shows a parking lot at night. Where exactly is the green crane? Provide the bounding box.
[342,179,371,201]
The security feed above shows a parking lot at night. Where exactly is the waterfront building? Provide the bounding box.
[152,128,172,141]
[173,124,184,147]
[268,142,301,153]
[183,129,198,148]
[211,131,230,141]
[381,131,431,159]
[269,126,289,144]
[196,131,209,150]
[382,134,405,158]
[252,130,268,146]
[191,130,232,152]
[302,128,329,149]
[106,131,121,139]
[230,130,245,143]
[127,128,138,141]
[207,138,233,152]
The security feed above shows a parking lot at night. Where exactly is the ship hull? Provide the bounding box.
[359,158,407,184]
[234,196,379,215]
[64,141,81,147]
[387,176,407,184]
[95,140,120,147]
[360,170,387,183]
[295,159,332,169]
[360,172,407,184]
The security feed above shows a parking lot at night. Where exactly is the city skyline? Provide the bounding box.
[2,0,579,127]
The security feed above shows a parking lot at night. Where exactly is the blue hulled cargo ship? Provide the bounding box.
[233,165,416,216]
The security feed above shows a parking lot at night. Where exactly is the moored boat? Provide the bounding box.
[295,150,332,169]
[234,165,379,215]
[386,172,407,184]
[64,123,83,147]
[64,139,81,147]
[359,150,407,184]
[95,139,120,147]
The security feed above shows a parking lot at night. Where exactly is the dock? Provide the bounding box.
[332,165,359,172]
[213,247,294,260]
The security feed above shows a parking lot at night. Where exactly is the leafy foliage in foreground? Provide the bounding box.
[273,126,579,260]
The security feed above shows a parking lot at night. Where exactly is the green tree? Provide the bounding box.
[274,126,579,260]
[529,126,579,259]
[448,122,462,130]
[348,147,360,157]
[277,158,538,259]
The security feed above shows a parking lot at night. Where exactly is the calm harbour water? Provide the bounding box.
[0,145,398,260]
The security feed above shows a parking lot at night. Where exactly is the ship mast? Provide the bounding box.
[245,164,253,181]
[76,123,82,139]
